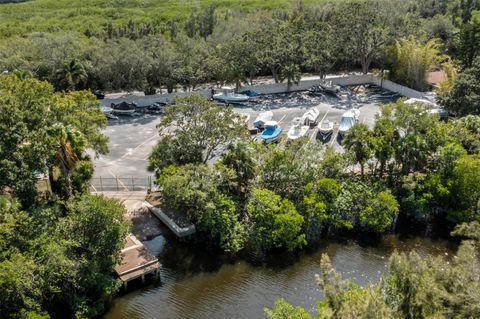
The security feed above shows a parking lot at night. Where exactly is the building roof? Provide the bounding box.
[426,70,447,87]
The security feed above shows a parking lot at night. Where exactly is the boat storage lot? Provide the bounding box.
[92,93,383,182]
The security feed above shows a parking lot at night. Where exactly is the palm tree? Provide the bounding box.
[48,124,86,197]
[343,124,373,177]
[280,63,301,92]
[55,59,87,91]
[12,69,33,80]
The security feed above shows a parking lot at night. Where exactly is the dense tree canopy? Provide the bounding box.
[439,58,480,116]
[0,75,129,318]
[0,0,477,93]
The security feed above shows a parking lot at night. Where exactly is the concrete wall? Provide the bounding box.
[101,74,424,106]
[102,90,210,107]
[370,77,425,99]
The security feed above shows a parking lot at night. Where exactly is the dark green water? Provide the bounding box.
[104,233,456,319]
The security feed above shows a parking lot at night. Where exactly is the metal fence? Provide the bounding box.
[90,176,154,192]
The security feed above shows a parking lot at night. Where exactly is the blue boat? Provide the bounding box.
[260,121,282,143]
[240,89,261,97]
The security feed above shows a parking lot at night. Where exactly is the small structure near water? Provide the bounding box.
[114,234,160,289]
[145,202,196,239]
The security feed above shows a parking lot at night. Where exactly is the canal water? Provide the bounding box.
[104,233,456,319]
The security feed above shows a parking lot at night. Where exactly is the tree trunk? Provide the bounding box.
[361,57,371,74]
[271,67,279,83]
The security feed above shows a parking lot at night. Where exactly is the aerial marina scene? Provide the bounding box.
[0,0,479,319]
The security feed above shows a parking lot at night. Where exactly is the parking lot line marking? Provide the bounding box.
[330,129,339,146]
[278,114,287,124]
[319,110,330,124]
[309,127,318,144]
[109,171,129,191]
[120,133,159,159]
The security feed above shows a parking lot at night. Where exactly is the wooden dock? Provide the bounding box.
[115,234,160,288]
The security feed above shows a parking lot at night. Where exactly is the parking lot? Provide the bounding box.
[92,90,390,186]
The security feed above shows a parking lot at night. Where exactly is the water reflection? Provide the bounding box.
[104,234,456,319]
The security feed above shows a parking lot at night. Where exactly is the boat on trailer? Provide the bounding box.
[261,121,282,144]
[111,102,137,115]
[320,80,341,95]
[317,120,334,140]
[301,108,320,126]
[213,86,250,104]
[287,117,309,140]
[338,109,360,136]
[253,111,274,129]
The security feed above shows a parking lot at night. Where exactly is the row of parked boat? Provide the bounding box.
[252,106,360,144]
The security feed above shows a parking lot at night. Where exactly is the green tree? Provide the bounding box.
[449,155,480,223]
[387,37,443,90]
[449,115,480,153]
[360,190,399,233]
[0,76,107,206]
[280,63,301,91]
[371,116,396,177]
[220,142,257,195]
[247,188,306,252]
[301,178,340,241]
[332,0,390,74]
[343,123,373,177]
[55,59,87,91]
[439,58,480,116]
[264,299,313,319]
[11,69,33,80]
[149,95,249,174]
[333,180,398,232]
[302,25,336,78]
[60,194,129,317]
[457,13,480,68]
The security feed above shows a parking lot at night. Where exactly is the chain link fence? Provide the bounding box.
[89,176,154,192]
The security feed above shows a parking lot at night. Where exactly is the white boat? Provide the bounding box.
[287,117,309,140]
[253,111,274,129]
[213,86,250,104]
[338,109,360,136]
[101,106,118,120]
[301,108,320,126]
[260,121,282,143]
[317,120,334,139]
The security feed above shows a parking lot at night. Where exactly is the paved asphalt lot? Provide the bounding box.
[92,91,391,183]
